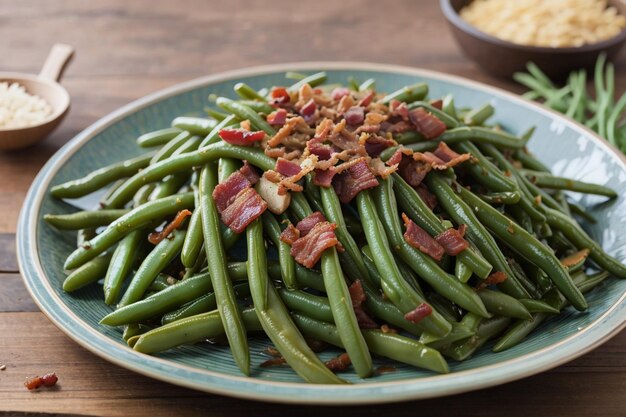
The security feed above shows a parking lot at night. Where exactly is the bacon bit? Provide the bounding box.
[325,353,351,373]
[534,195,542,205]
[358,90,376,107]
[561,248,591,268]
[239,161,260,184]
[264,347,282,357]
[380,324,397,334]
[432,142,469,166]
[291,220,339,268]
[267,108,288,126]
[25,373,58,390]
[240,120,251,131]
[376,366,397,374]
[214,172,254,212]
[416,184,438,210]
[295,211,327,236]
[363,135,395,157]
[344,106,365,125]
[260,357,287,368]
[430,99,443,110]
[279,223,300,245]
[402,213,445,261]
[270,87,290,107]
[387,148,404,166]
[275,158,302,177]
[298,83,314,103]
[218,128,265,146]
[409,108,446,139]
[331,87,351,101]
[305,338,328,352]
[435,225,469,256]
[369,158,397,179]
[333,158,379,203]
[313,167,337,187]
[219,188,267,233]
[478,271,508,289]
[348,280,379,329]
[404,303,433,323]
[389,100,410,120]
[399,156,432,187]
[148,209,192,245]
[337,95,355,114]
[267,117,303,147]
[300,98,317,123]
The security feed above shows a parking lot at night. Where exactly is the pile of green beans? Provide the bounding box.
[45,72,625,383]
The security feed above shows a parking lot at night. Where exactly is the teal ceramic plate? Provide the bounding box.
[18,63,626,404]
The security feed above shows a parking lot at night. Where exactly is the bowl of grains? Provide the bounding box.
[0,44,74,151]
[441,0,626,79]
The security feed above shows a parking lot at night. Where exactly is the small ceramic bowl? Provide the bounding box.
[441,0,626,79]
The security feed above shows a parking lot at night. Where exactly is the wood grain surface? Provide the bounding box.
[0,1,624,415]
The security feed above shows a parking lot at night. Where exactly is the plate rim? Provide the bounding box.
[17,61,626,404]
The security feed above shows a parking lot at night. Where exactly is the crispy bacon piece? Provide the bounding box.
[270,87,290,107]
[344,106,365,125]
[213,171,254,212]
[402,213,445,261]
[477,271,508,289]
[331,87,351,101]
[435,224,469,256]
[358,90,375,107]
[219,187,267,233]
[398,156,431,187]
[348,280,379,329]
[409,108,446,139]
[267,108,287,126]
[363,135,395,157]
[432,142,471,166]
[218,128,265,146]
[290,213,339,268]
[386,148,404,166]
[325,353,352,373]
[24,373,58,390]
[369,158,397,179]
[404,303,433,323]
[300,98,317,123]
[416,184,438,211]
[313,167,336,187]
[333,158,379,203]
[148,209,192,245]
[279,223,300,245]
[430,99,443,110]
[275,158,302,177]
[389,100,410,120]
[260,357,287,368]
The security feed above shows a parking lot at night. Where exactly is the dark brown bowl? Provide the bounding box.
[441,0,626,79]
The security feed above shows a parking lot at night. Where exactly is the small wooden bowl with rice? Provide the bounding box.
[441,0,626,79]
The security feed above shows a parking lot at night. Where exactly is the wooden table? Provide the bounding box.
[1,1,624,415]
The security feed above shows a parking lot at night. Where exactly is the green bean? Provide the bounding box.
[607,91,626,146]
[392,173,493,279]
[476,288,531,320]
[285,71,308,81]
[520,170,617,198]
[358,78,376,92]
[442,94,458,119]
[519,298,560,314]
[455,185,587,311]
[199,114,239,148]
[526,62,556,89]
[319,185,369,280]
[237,100,274,115]
[463,103,494,126]
[63,253,112,292]
[357,189,454,336]
[218,157,241,183]
[454,142,518,193]
[446,316,511,360]
[103,141,275,208]
[435,126,528,148]
[408,101,460,128]
[44,209,129,230]
[428,292,462,323]
[262,212,297,290]
[181,190,203,268]
[161,292,217,325]
[292,314,449,374]
[321,247,373,378]
[278,288,334,323]
[565,70,586,120]
[513,149,551,173]
[64,193,194,270]
[118,229,186,307]
[477,191,521,205]
[205,108,229,121]
[246,218,269,310]
[150,131,192,164]
[544,207,626,278]
[148,272,175,292]
[103,229,143,305]
[216,97,275,135]
[51,152,154,199]
[288,71,328,92]
[123,323,151,342]
[420,322,475,350]
[172,117,218,136]
[392,132,426,146]
[200,163,250,375]
[380,82,428,104]
[102,272,213,326]
[136,127,182,148]
[234,82,268,102]
[426,174,530,299]
[133,184,156,207]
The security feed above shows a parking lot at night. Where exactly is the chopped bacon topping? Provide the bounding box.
[331,87,351,101]
[416,184,438,211]
[358,90,375,107]
[404,303,433,323]
[275,158,302,177]
[398,156,432,187]
[333,158,379,203]
[387,148,404,166]
[389,100,410,120]
[402,213,445,261]
[344,106,365,125]
[279,223,300,245]
[288,212,339,268]
[213,164,267,233]
[260,357,287,368]
[363,135,395,157]
[349,280,379,329]
[477,271,508,289]
[432,142,471,166]
[313,167,336,187]
[270,87,290,107]
[325,353,351,373]
[24,373,58,390]
[435,224,469,256]
[148,209,192,245]
[218,128,265,146]
[300,99,317,123]
[408,107,446,139]
[267,108,288,126]
[430,99,443,110]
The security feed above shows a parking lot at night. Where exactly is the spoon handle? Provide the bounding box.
[39,43,75,82]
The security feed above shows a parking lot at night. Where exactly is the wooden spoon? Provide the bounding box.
[0,44,74,151]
